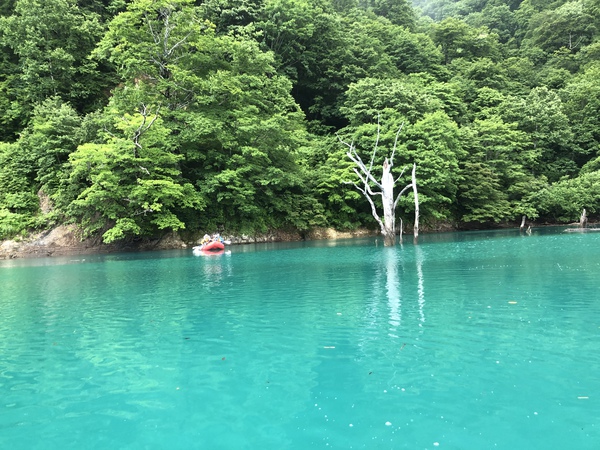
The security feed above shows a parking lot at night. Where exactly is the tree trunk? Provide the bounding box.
[580,208,588,228]
[399,218,403,244]
[412,163,419,243]
[382,158,396,246]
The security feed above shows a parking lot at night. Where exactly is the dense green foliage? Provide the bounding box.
[1,0,600,241]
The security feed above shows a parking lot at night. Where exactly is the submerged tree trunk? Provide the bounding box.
[399,217,404,244]
[412,163,419,243]
[381,158,396,246]
[580,208,588,228]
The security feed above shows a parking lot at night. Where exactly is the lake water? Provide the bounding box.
[1,229,599,449]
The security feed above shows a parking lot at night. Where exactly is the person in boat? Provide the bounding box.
[202,234,211,244]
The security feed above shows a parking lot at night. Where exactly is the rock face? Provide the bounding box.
[137,232,188,250]
[0,225,192,260]
[304,227,373,240]
[1,225,374,260]
[1,225,94,259]
[220,227,374,244]
[224,229,303,244]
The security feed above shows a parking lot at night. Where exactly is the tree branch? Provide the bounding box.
[132,104,160,157]
[368,114,381,174]
[393,165,408,185]
[344,144,383,189]
[394,182,413,210]
[390,122,404,163]
[346,181,385,233]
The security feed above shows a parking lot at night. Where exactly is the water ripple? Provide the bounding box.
[1,232,600,448]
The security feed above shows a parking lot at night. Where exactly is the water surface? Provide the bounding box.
[1,229,599,449]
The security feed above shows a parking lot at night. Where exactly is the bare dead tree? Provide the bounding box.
[568,32,585,51]
[141,6,196,109]
[132,104,160,160]
[145,7,192,79]
[340,120,419,246]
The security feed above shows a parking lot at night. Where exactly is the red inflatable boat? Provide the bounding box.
[201,241,225,252]
[192,240,225,255]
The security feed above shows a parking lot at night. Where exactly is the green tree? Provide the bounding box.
[300,134,369,229]
[0,97,83,239]
[0,0,109,125]
[412,0,458,21]
[468,86,507,120]
[341,73,468,127]
[0,39,20,141]
[340,77,442,126]
[0,142,43,238]
[91,0,319,236]
[362,17,444,75]
[0,0,16,16]
[16,98,83,197]
[458,116,539,223]
[459,57,509,90]
[397,111,465,222]
[501,87,576,181]
[561,62,600,163]
[200,0,265,34]
[368,0,416,28]
[465,2,519,44]
[79,0,129,20]
[259,1,399,127]
[524,1,596,53]
[531,170,600,222]
[59,105,204,243]
[94,0,210,110]
[432,17,501,64]
[502,56,537,95]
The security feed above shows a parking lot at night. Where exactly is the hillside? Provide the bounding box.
[1,0,600,244]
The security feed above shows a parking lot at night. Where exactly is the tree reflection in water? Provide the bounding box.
[383,244,426,338]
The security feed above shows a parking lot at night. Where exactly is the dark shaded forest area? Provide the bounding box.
[2,0,600,243]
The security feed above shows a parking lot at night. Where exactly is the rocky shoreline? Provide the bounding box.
[0,225,376,260]
[4,221,586,261]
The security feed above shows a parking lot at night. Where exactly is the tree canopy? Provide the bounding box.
[1,0,600,241]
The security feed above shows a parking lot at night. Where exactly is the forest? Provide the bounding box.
[1,0,600,243]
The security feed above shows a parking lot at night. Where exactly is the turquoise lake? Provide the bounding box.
[1,228,599,449]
